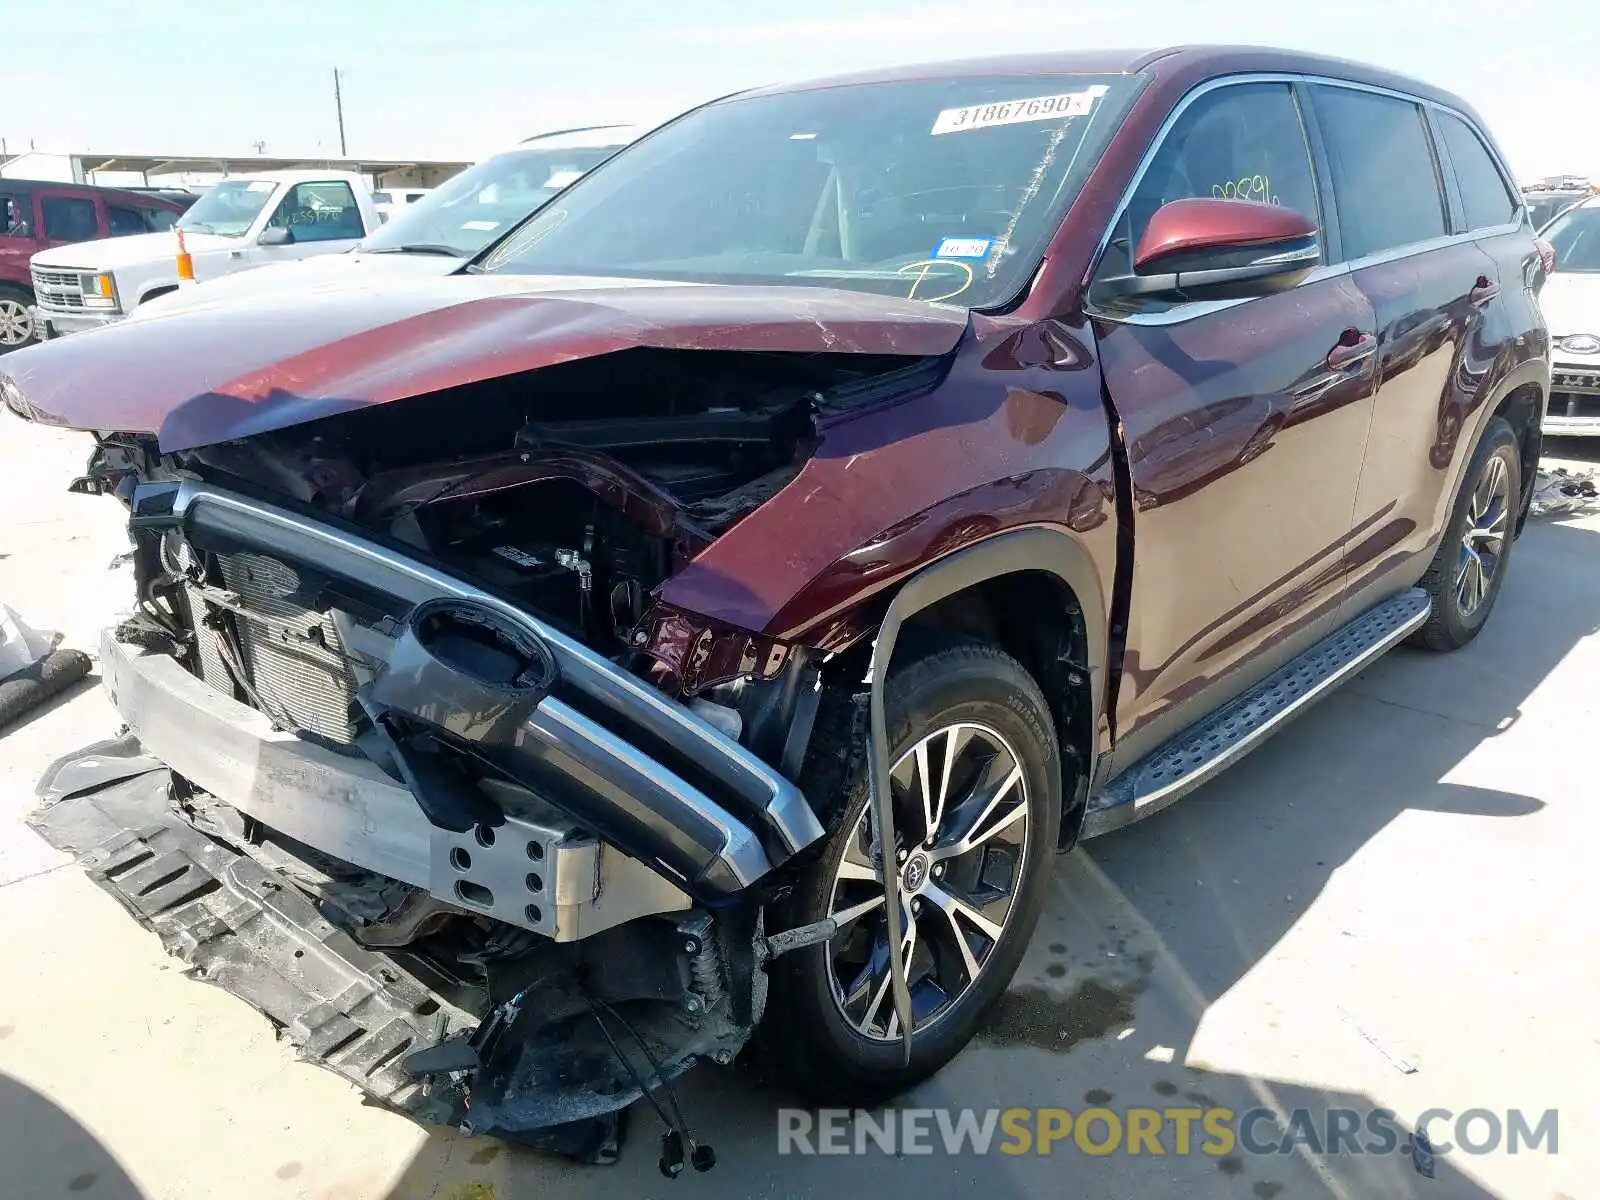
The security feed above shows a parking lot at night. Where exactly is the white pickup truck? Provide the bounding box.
[29,170,380,339]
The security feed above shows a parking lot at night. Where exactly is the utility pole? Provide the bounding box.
[333,68,348,157]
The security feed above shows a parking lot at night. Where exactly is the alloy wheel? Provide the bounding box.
[1456,452,1509,616]
[824,721,1030,1041]
[0,299,32,348]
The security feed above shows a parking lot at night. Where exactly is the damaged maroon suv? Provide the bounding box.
[3,46,1546,1167]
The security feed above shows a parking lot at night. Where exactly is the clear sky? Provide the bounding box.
[1,0,1591,181]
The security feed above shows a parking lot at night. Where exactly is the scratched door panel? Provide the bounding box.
[1098,275,1376,756]
[1344,239,1498,593]
[1306,84,1506,599]
[1090,79,1377,758]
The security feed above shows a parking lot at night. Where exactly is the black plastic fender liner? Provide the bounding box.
[35,730,165,800]
[864,526,1109,1064]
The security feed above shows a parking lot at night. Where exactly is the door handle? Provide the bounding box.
[1326,330,1377,371]
[1469,275,1499,306]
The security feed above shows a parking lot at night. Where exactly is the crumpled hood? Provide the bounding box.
[128,251,463,322]
[30,229,240,271]
[1541,271,1600,341]
[1,272,970,452]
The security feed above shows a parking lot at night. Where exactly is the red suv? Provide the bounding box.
[0,180,190,351]
[4,46,1547,1159]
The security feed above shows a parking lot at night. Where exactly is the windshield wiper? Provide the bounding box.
[366,244,462,257]
[180,221,215,233]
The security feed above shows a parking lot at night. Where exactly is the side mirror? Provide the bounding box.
[258,226,295,247]
[1099,198,1320,303]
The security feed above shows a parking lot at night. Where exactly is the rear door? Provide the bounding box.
[33,189,103,248]
[1310,85,1511,607]
[1090,79,1380,761]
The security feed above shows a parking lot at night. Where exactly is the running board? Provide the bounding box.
[1082,588,1431,838]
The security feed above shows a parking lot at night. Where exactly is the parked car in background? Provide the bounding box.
[1526,187,1590,232]
[2,47,1546,1161]
[122,187,200,213]
[0,180,190,351]
[1534,196,1600,434]
[357,124,641,257]
[28,170,382,340]
[127,126,644,323]
[374,186,430,224]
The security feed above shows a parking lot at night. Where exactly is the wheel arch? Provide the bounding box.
[1486,372,1544,536]
[136,283,181,309]
[867,526,1109,852]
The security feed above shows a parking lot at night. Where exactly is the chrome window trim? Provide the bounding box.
[1086,71,1523,328]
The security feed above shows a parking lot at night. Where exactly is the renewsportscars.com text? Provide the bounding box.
[777,1106,1559,1160]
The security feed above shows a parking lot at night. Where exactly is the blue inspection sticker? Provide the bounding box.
[932,237,995,260]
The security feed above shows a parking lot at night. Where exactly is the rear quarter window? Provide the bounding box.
[1310,86,1446,260]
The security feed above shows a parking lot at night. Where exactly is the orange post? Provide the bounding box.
[175,229,195,282]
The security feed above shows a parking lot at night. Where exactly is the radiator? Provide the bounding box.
[188,552,361,745]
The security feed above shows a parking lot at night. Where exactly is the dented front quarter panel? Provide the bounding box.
[656,315,1119,652]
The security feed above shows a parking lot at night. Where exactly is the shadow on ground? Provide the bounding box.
[369,533,1600,1198]
[0,1070,147,1199]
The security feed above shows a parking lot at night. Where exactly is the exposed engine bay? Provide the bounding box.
[163,346,930,655]
[40,346,941,1170]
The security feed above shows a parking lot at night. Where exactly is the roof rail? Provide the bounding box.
[519,124,631,143]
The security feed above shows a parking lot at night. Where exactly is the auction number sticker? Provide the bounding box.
[931,85,1109,135]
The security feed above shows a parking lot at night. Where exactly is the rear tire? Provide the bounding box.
[0,285,37,353]
[760,640,1062,1106]
[1412,416,1520,651]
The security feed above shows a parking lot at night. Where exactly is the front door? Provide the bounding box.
[248,180,366,267]
[0,189,38,350]
[1089,79,1379,761]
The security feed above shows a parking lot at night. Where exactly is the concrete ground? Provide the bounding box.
[0,419,1594,1200]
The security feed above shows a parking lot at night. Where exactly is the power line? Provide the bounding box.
[333,68,348,157]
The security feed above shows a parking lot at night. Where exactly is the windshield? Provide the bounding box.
[1544,205,1600,272]
[362,144,626,255]
[175,179,279,236]
[477,74,1134,308]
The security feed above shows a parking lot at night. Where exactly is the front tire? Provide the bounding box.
[1413,416,1521,651]
[0,285,37,353]
[760,640,1062,1105]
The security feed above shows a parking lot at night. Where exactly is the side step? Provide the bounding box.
[1082,588,1431,838]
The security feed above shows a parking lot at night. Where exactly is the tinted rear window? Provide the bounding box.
[1311,86,1446,260]
[40,196,98,242]
[1437,112,1518,231]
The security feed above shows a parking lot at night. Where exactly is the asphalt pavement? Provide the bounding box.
[0,420,1592,1200]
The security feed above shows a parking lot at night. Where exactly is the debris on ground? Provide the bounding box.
[0,605,91,732]
[1529,466,1600,519]
[1339,1008,1418,1075]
